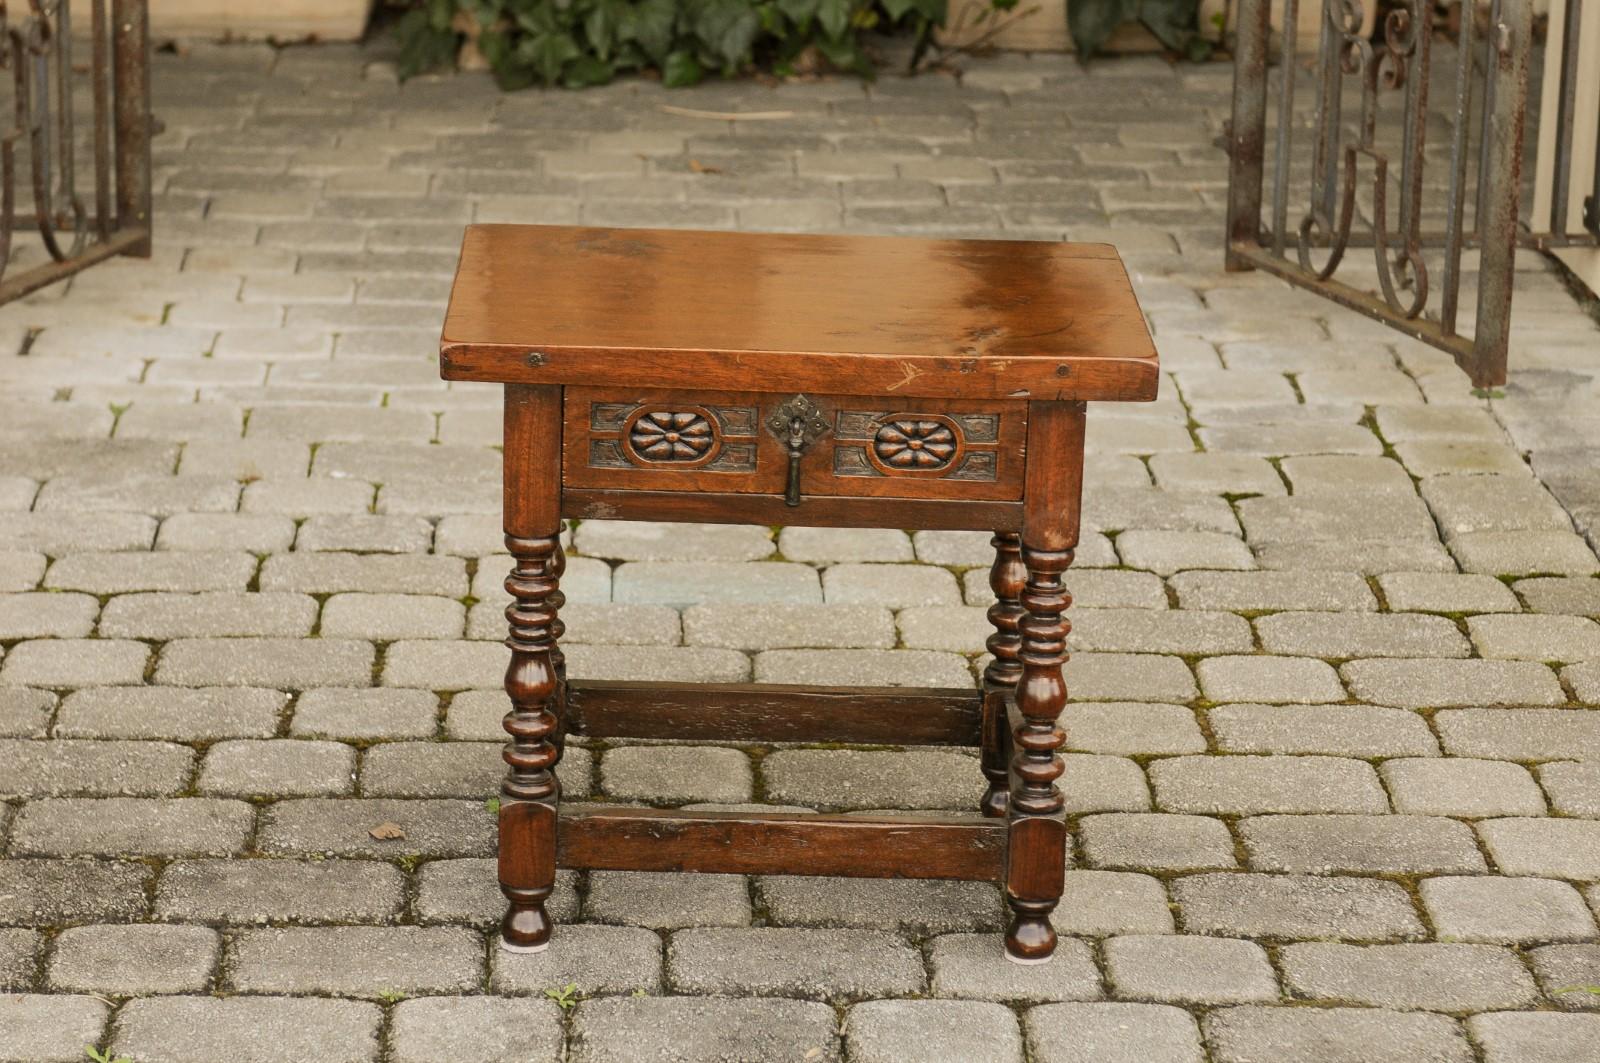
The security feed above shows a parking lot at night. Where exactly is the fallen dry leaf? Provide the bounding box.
[368,822,406,841]
[687,159,725,175]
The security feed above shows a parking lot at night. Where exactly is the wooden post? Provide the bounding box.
[499,384,566,953]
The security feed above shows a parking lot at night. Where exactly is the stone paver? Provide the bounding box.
[1,41,1597,1062]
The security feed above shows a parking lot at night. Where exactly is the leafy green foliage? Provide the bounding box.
[545,981,582,1008]
[389,0,951,87]
[1066,0,1209,61]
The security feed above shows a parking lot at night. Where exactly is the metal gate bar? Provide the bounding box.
[1223,0,1595,389]
[0,0,152,306]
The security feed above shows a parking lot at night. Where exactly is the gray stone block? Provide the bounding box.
[1343,659,1565,707]
[1064,654,1197,702]
[0,738,193,798]
[1422,473,1573,534]
[1053,870,1174,936]
[1104,934,1277,1004]
[0,859,151,926]
[1061,702,1205,756]
[290,688,439,740]
[1529,944,1600,1010]
[846,999,1022,1063]
[260,553,467,596]
[0,593,98,639]
[896,604,991,652]
[928,933,1101,1003]
[1169,570,1375,611]
[415,859,580,929]
[157,637,374,688]
[823,563,962,607]
[576,520,774,562]
[1172,872,1424,941]
[1256,611,1470,658]
[1151,755,1387,815]
[568,996,839,1063]
[390,997,564,1063]
[47,924,219,995]
[1280,942,1538,1012]
[1242,814,1486,874]
[295,514,434,553]
[1469,1012,1600,1063]
[198,739,356,797]
[1437,708,1600,762]
[0,639,149,687]
[1539,761,1600,816]
[754,649,972,688]
[0,993,109,1063]
[1080,812,1235,871]
[1204,1006,1473,1063]
[0,930,36,991]
[668,927,922,1001]
[0,689,52,739]
[1380,572,1523,614]
[363,742,592,800]
[10,797,252,857]
[1255,538,1458,574]
[601,745,752,804]
[1197,657,1346,703]
[0,512,157,553]
[682,604,895,650]
[0,552,46,593]
[1115,530,1254,575]
[1450,530,1600,576]
[613,561,819,607]
[55,686,285,741]
[1477,818,1600,880]
[1208,703,1438,757]
[1469,614,1600,662]
[321,593,465,640]
[112,996,381,1063]
[257,799,495,858]
[563,644,751,684]
[46,550,258,593]
[100,590,318,639]
[156,857,405,925]
[1026,1002,1203,1063]
[759,876,1001,934]
[763,749,983,810]
[1382,759,1546,817]
[1421,876,1598,943]
[1070,608,1252,655]
[779,527,912,562]
[585,871,752,930]
[1572,662,1600,704]
[1519,577,1600,617]
[156,512,296,553]
[228,926,483,997]
[490,923,662,996]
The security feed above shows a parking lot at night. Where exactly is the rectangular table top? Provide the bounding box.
[440,224,1158,402]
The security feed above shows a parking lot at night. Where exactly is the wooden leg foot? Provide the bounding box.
[500,892,553,953]
[1005,902,1058,963]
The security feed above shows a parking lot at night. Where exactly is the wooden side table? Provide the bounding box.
[439,224,1158,964]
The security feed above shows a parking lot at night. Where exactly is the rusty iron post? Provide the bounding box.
[113,0,152,258]
[1470,0,1534,389]
[1223,0,1270,272]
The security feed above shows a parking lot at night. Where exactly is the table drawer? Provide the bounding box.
[562,387,1026,502]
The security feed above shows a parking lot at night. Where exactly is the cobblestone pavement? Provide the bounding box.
[1,36,1599,1063]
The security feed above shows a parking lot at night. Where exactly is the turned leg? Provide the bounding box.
[499,384,565,954]
[1004,542,1073,963]
[980,531,1025,818]
[1004,399,1084,965]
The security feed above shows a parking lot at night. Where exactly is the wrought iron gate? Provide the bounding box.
[1223,0,1600,389]
[0,0,152,306]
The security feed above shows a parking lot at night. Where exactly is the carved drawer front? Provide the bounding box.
[811,398,1026,502]
[563,387,784,494]
[563,388,1027,502]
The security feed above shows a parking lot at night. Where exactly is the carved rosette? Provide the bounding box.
[620,406,722,468]
[629,411,715,462]
[873,419,957,470]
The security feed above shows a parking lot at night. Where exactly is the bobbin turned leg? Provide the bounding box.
[980,531,1025,819]
[499,385,566,954]
[1003,399,1084,965]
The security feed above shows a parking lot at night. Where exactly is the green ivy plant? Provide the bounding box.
[392,0,950,88]
[1065,0,1209,60]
